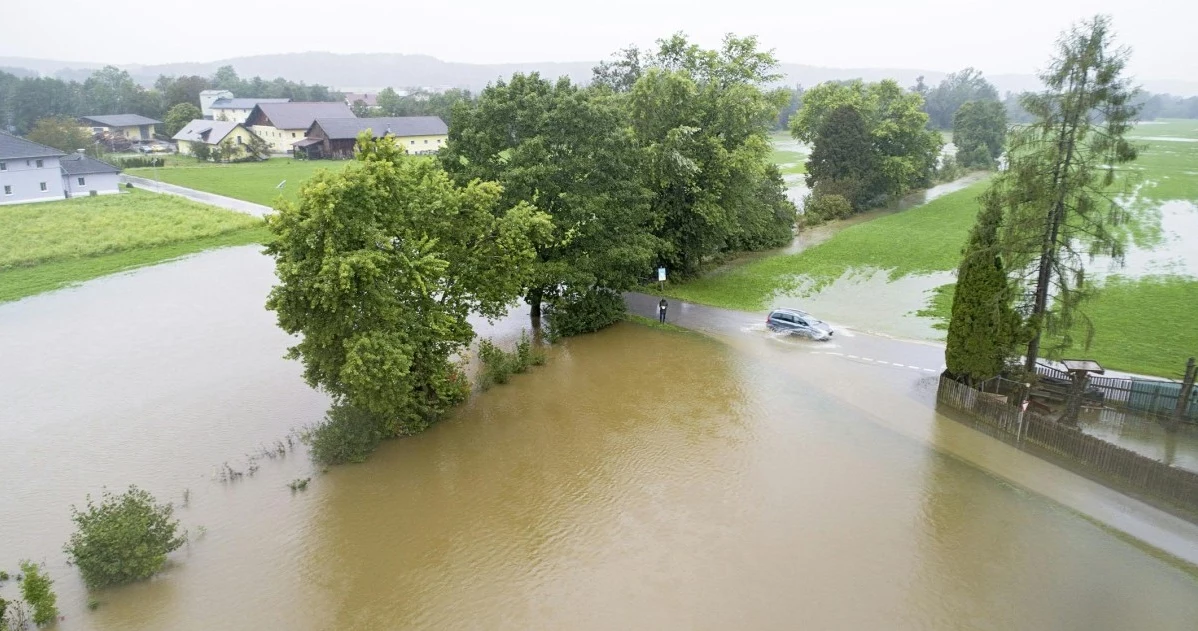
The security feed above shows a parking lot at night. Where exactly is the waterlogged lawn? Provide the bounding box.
[664,179,991,310]
[0,190,267,302]
[127,159,340,206]
[922,278,1198,377]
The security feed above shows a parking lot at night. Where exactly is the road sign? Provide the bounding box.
[657,267,666,282]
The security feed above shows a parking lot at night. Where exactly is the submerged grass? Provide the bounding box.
[919,277,1198,378]
[664,179,991,311]
[0,226,270,303]
[0,189,262,268]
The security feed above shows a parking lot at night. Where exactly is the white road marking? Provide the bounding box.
[892,363,905,368]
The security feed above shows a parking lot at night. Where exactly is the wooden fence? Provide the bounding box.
[937,377,1198,513]
[1035,363,1198,420]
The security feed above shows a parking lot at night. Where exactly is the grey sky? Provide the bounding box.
[5,0,1195,80]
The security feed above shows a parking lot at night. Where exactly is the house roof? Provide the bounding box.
[172,119,244,145]
[309,116,448,140]
[344,92,379,107]
[80,114,163,127]
[211,97,291,110]
[59,153,121,175]
[248,102,354,130]
[0,131,66,160]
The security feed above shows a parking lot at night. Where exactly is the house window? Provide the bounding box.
[40,182,48,191]
[236,135,243,144]
[36,159,44,168]
[92,127,104,133]
[424,139,429,144]
[292,132,296,138]
[78,177,86,186]
[410,140,415,145]
[0,162,6,171]
[3,185,10,195]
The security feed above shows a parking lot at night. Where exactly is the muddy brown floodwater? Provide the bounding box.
[2,246,1198,630]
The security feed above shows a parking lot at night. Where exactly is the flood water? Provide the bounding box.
[3,246,1198,630]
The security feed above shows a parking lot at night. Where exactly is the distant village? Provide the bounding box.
[0,89,447,205]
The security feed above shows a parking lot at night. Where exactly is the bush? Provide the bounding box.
[477,331,545,388]
[802,193,854,225]
[64,486,186,589]
[114,156,163,169]
[17,561,57,626]
[544,287,625,340]
[303,404,384,465]
[956,144,994,170]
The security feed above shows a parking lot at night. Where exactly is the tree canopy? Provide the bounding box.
[441,73,657,319]
[953,100,1008,169]
[792,79,942,201]
[164,102,202,137]
[266,135,551,434]
[924,68,1000,130]
[25,116,96,155]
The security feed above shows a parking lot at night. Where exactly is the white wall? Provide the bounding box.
[64,172,120,197]
[0,156,66,205]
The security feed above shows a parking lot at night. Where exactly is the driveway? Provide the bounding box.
[120,174,274,218]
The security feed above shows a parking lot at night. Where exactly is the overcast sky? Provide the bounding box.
[5,0,1195,79]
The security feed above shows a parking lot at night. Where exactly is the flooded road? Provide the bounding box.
[2,247,1198,630]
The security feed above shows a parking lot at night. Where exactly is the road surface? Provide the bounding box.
[121,174,274,218]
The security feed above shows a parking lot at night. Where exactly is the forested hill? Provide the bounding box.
[5,53,1198,96]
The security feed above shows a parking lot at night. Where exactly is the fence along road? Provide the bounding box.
[625,292,1198,566]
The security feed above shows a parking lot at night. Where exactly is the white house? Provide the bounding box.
[173,119,258,156]
[199,89,234,118]
[209,98,291,124]
[0,131,66,205]
[59,154,122,197]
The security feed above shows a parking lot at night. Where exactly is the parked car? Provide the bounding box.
[766,308,834,341]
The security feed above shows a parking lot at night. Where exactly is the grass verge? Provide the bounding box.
[623,313,699,335]
[126,159,339,206]
[0,226,270,304]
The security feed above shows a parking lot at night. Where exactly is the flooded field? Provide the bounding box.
[2,246,1198,629]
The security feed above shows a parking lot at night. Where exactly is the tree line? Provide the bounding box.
[0,65,339,135]
[266,34,797,463]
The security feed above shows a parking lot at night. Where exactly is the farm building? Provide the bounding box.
[245,102,354,153]
[295,116,448,159]
[173,120,258,156]
[78,115,162,142]
[210,97,292,124]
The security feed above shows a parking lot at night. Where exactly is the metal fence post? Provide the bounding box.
[1170,357,1196,433]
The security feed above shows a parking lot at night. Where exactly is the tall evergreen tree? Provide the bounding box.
[992,15,1140,372]
[945,192,1020,384]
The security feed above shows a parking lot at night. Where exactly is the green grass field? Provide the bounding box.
[126,159,340,206]
[663,179,992,311]
[0,190,267,303]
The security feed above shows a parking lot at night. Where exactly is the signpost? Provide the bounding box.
[657,267,666,292]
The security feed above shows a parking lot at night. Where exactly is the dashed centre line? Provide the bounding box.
[811,350,940,374]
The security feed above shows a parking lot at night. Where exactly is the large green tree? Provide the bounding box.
[164,102,202,136]
[804,104,882,208]
[441,74,657,320]
[25,116,96,154]
[618,33,796,275]
[992,15,1140,372]
[792,79,942,201]
[266,135,551,436]
[953,100,1008,169]
[924,68,1000,130]
[945,192,1020,384]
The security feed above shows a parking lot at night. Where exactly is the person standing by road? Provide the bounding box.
[658,298,669,323]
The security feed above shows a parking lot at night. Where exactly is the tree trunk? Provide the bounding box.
[528,287,544,322]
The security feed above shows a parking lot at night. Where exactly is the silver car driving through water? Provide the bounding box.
[766,307,834,341]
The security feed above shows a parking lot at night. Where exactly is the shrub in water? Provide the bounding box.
[477,331,546,388]
[303,404,384,465]
[17,561,58,626]
[802,193,854,225]
[544,288,625,340]
[64,486,186,589]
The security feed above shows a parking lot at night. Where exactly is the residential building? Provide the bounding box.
[173,120,257,156]
[199,89,234,118]
[0,131,66,205]
[59,154,121,197]
[244,102,355,154]
[344,92,379,110]
[210,98,291,124]
[78,115,162,142]
[295,116,448,159]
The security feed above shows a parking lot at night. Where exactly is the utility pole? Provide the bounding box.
[1169,357,1196,433]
